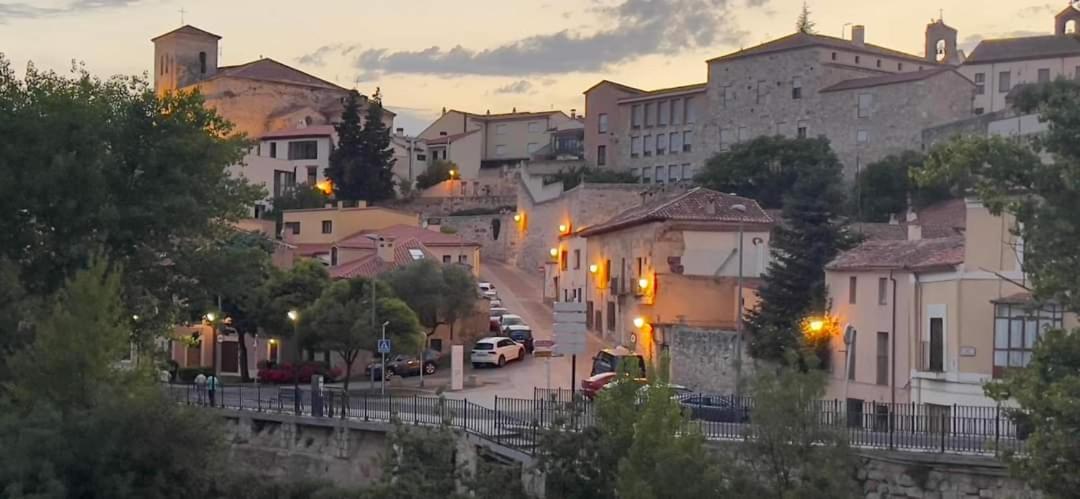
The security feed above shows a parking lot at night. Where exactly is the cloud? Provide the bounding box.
[1016,3,1055,18]
[493,80,533,94]
[341,0,752,77]
[297,44,346,67]
[0,0,141,22]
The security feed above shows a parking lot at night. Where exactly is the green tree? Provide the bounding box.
[441,264,479,342]
[258,260,330,356]
[385,260,477,347]
[262,183,331,235]
[796,1,815,33]
[746,142,851,363]
[0,259,37,388]
[300,278,422,393]
[415,160,457,190]
[366,420,470,499]
[326,89,396,203]
[0,56,263,346]
[854,151,954,222]
[984,330,1080,499]
[695,136,839,209]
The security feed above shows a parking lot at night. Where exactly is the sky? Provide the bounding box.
[0,0,1072,134]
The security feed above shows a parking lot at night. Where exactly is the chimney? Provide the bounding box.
[851,25,865,45]
[376,237,395,262]
[905,209,921,240]
[570,108,577,119]
[441,107,447,115]
[512,107,517,113]
[395,127,404,136]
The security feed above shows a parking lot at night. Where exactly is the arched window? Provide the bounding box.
[199,51,207,74]
[935,40,947,62]
[1067,19,1078,34]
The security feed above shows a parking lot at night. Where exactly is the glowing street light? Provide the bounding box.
[808,319,825,332]
[549,248,559,258]
[558,223,569,233]
[205,312,216,322]
[287,310,298,322]
[589,264,598,274]
[633,317,646,328]
[513,213,522,222]
[638,278,649,290]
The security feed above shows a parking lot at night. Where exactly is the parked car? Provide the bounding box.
[470,337,525,368]
[364,350,440,380]
[590,347,647,376]
[489,299,503,308]
[478,281,498,300]
[489,307,510,332]
[580,372,618,399]
[499,314,526,331]
[678,394,751,423]
[504,325,534,353]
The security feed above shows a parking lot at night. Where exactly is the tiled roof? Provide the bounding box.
[708,32,933,65]
[965,34,1080,64]
[151,25,221,42]
[617,83,707,103]
[583,80,646,95]
[851,223,907,241]
[212,58,345,90]
[424,129,480,145]
[260,125,336,140]
[577,187,772,237]
[329,237,434,279]
[827,236,964,272]
[992,292,1035,305]
[292,243,333,257]
[464,110,566,121]
[336,224,479,249]
[917,198,966,237]
[820,68,960,93]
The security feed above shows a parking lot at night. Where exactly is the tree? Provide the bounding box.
[325,89,396,203]
[300,278,422,394]
[0,56,263,347]
[0,259,37,388]
[695,136,840,209]
[415,160,457,190]
[854,151,954,222]
[262,183,331,235]
[441,264,479,342]
[385,260,478,347]
[746,141,851,363]
[258,260,329,351]
[796,1,815,33]
[984,330,1080,499]
[720,363,858,498]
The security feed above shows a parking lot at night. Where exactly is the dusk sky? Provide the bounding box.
[0,0,1070,133]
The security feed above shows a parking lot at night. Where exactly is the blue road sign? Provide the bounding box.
[377,339,391,354]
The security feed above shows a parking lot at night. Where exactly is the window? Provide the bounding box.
[417,153,427,161]
[857,129,869,144]
[658,100,669,126]
[721,86,735,108]
[927,317,944,372]
[586,301,594,329]
[898,62,903,71]
[270,142,278,158]
[288,140,318,160]
[848,276,857,304]
[606,302,616,331]
[668,165,679,182]
[306,166,317,184]
[430,339,444,352]
[630,168,640,181]
[160,55,165,75]
[792,77,802,99]
[330,247,338,266]
[643,135,652,156]
[974,73,985,95]
[321,220,332,234]
[737,126,750,143]
[560,250,568,271]
[847,330,857,380]
[650,165,662,184]
[681,163,692,180]
[644,102,654,127]
[597,145,607,166]
[671,99,683,124]
[1037,68,1051,83]
[877,277,888,305]
[998,71,1011,93]
[656,134,667,155]
[527,142,539,154]
[269,340,280,362]
[876,332,889,385]
[408,248,425,260]
[641,167,651,184]
[199,51,207,74]
[284,222,300,235]
[669,132,681,154]
[528,121,541,133]
[797,121,808,138]
[831,52,837,61]
[1075,65,1080,80]
[682,130,693,152]
[574,249,581,269]
[495,144,507,157]
[855,55,861,64]
[993,303,1063,377]
[857,93,873,118]
[631,136,641,158]
[598,113,609,133]
[685,96,697,123]
[273,170,296,197]
[631,105,642,128]
[458,254,467,264]
[876,59,882,68]
[442,255,451,263]
[496,124,507,135]
[974,107,985,115]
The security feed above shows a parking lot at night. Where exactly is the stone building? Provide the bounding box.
[151,25,393,139]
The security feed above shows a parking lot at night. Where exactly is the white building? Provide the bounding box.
[230,124,335,218]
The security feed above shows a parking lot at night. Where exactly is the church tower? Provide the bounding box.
[1055,3,1080,35]
[151,25,221,94]
[925,18,960,65]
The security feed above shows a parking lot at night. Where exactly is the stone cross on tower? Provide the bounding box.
[178,7,186,24]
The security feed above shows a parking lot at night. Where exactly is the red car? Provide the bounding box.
[580,372,649,399]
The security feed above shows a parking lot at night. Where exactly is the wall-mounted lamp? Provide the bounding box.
[513,213,522,222]
[549,248,559,258]
[633,317,646,328]
[589,264,598,274]
[638,278,649,290]
[558,223,569,233]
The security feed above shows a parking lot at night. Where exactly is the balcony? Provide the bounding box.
[916,341,945,373]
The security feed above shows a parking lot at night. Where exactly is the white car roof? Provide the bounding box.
[476,337,509,344]
[501,314,522,319]
[505,325,531,331]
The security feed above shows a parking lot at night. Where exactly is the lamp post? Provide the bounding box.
[287,310,300,415]
[730,203,747,396]
[380,320,390,395]
[205,312,218,377]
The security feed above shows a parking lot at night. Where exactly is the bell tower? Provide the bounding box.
[151,25,221,94]
[1055,3,1080,35]
[925,17,960,65]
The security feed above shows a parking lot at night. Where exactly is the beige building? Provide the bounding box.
[282,201,419,255]
[960,6,1080,114]
[826,199,1076,408]
[552,188,772,360]
[328,224,481,278]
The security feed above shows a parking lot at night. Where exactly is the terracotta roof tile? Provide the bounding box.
[211,58,345,90]
[336,224,479,249]
[827,236,964,272]
[329,238,434,279]
[578,187,772,237]
[260,125,336,140]
[151,25,221,42]
[820,68,961,93]
[708,32,934,65]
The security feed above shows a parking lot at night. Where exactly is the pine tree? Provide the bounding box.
[796,2,815,34]
[325,89,397,202]
[746,142,849,364]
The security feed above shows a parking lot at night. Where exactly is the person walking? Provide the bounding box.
[207,374,219,407]
[194,372,207,405]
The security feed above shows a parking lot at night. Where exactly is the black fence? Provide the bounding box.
[169,384,1025,456]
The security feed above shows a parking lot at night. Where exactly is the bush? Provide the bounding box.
[256,362,342,384]
[177,367,214,383]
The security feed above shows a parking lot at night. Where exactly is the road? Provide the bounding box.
[446,260,607,402]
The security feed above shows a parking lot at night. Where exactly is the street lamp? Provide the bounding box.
[549,247,559,258]
[730,203,747,396]
[380,320,391,395]
[288,310,300,415]
[558,223,569,233]
[637,277,649,291]
[632,317,646,329]
[589,264,598,274]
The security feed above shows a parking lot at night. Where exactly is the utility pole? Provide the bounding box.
[731,204,747,396]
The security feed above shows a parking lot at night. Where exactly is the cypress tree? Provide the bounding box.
[326,88,396,202]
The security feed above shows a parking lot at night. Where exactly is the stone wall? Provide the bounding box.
[663,326,752,393]
[852,450,1040,499]
[437,214,516,263]
[388,195,515,218]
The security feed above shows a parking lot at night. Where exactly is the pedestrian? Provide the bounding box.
[207,374,219,407]
[194,372,207,404]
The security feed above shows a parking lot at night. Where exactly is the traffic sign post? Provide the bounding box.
[377,339,391,353]
[553,302,588,396]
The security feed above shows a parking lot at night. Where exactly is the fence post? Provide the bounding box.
[363,392,369,422]
[495,395,501,444]
[414,394,419,426]
[940,409,947,453]
[994,403,1001,457]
